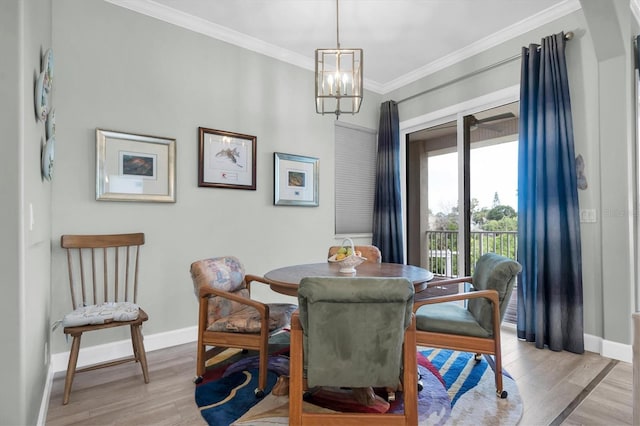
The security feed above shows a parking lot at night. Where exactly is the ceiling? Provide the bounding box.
[107,0,580,94]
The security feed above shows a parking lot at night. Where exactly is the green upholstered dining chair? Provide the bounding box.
[289,276,418,425]
[190,256,297,397]
[413,252,521,398]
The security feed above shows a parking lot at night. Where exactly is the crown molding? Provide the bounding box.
[380,0,582,93]
[632,0,640,25]
[105,0,581,95]
[104,0,314,70]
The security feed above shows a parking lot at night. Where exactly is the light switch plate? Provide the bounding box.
[580,209,597,223]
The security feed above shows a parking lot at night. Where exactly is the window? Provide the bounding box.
[406,101,519,276]
[334,122,377,235]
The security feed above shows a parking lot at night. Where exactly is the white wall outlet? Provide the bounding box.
[580,208,597,223]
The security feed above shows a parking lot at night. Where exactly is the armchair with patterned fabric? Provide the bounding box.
[190,256,297,397]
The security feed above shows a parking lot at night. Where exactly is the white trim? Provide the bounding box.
[103,0,313,71]
[632,0,640,25]
[502,327,632,363]
[382,0,581,93]
[601,336,633,363]
[584,333,632,363]
[50,325,197,373]
[104,0,580,94]
[399,85,521,135]
[36,364,54,426]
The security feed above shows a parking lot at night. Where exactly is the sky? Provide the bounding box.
[428,140,518,214]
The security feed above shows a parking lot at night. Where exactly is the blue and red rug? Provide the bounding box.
[195,334,523,425]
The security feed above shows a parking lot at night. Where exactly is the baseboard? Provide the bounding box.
[50,325,198,373]
[502,325,632,363]
[36,364,54,426]
[601,337,633,363]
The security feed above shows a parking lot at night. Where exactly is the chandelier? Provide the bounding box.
[315,0,363,118]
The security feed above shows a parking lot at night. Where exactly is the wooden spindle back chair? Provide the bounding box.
[59,233,150,405]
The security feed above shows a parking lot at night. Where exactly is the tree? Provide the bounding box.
[492,192,501,207]
[483,216,517,231]
[486,205,516,221]
[472,207,490,226]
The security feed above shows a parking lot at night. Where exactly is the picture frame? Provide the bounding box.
[274,152,319,206]
[198,127,256,190]
[96,129,176,202]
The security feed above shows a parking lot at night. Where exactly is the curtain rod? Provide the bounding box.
[397,31,574,105]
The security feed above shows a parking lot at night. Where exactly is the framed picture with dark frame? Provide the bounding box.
[198,127,257,190]
[95,129,176,202]
[274,152,319,206]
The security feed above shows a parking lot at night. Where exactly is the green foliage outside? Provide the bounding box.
[427,194,518,276]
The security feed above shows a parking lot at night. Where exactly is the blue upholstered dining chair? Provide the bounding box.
[413,252,521,398]
[289,276,418,425]
[190,256,297,397]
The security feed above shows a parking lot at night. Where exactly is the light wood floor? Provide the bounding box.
[46,326,633,425]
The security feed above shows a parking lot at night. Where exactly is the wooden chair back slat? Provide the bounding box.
[65,248,77,309]
[61,233,145,308]
[78,248,87,305]
[134,245,140,303]
[124,246,130,302]
[91,248,97,305]
[114,247,119,301]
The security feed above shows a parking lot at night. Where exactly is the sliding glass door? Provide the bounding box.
[406,102,519,279]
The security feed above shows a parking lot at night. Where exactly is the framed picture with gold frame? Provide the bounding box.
[96,129,176,202]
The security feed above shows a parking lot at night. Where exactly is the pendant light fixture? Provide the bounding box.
[315,0,363,118]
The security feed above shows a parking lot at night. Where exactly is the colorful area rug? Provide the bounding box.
[195,334,523,425]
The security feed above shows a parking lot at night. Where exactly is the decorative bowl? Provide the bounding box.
[327,237,367,273]
[328,253,366,273]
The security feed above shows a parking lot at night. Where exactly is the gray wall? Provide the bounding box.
[0,0,53,424]
[49,0,382,354]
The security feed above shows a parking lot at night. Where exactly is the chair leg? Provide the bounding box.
[132,325,150,383]
[63,334,82,405]
[256,336,268,398]
[289,321,303,424]
[196,336,206,380]
[494,341,506,398]
[130,326,140,362]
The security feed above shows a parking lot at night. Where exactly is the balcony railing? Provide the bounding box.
[426,230,518,277]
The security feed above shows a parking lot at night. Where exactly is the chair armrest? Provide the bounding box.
[244,274,271,294]
[413,288,499,312]
[426,276,472,288]
[198,285,268,316]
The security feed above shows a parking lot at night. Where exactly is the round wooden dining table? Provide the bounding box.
[263,262,434,297]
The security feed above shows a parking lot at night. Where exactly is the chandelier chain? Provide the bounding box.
[335,0,340,48]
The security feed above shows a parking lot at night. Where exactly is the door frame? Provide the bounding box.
[398,85,519,275]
